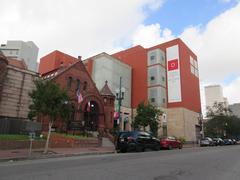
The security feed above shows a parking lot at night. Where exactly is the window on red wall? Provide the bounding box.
[83,81,87,91]
[76,79,80,90]
[67,77,72,88]
[190,56,199,78]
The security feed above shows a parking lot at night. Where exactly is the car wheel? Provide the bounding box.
[120,148,127,153]
[178,144,183,149]
[154,145,161,151]
[168,145,173,150]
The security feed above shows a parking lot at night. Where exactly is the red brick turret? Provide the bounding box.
[100,81,115,131]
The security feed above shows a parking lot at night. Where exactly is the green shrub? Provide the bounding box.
[177,136,186,144]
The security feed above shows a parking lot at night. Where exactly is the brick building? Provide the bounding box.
[83,53,132,131]
[39,52,115,134]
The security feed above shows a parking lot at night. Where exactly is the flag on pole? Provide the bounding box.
[87,101,91,112]
[76,89,83,104]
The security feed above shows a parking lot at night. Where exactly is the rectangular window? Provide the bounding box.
[150,76,155,81]
[195,69,199,77]
[67,77,72,88]
[162,98,166,103]
[161,55,165,63]
[190,58,194,65]
[190,56,199,78]
[194,60,198,69]
[191,65,195,74]
[162,76,165,82]
[151,98,155,102]
[150,55,155,61]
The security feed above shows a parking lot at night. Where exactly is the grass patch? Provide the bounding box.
[0,134,29,140]
[0,134,46,140]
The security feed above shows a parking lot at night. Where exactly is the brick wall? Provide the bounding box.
[0,137,101,150]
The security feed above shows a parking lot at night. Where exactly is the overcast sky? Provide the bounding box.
[1,0,240,110]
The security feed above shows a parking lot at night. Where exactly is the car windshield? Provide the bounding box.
[119,132,136,138]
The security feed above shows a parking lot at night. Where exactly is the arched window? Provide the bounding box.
[67,77,72,88]
[76,79,80,90]
[83,81,87,91]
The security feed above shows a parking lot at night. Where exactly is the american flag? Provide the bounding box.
[87,101,91,112]
[76,89,83,104]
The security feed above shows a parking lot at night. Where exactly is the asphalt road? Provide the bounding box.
[0,145,240,180]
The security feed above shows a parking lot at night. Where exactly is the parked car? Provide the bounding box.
[223,138,233,145]
[200,137,214,147]
[115,131,160,153]
[159,136,182,150]
[232,139,237,145]
[213,138,224,146]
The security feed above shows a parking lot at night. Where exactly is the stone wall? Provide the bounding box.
[0,65,38,118]
[166,107,199,142]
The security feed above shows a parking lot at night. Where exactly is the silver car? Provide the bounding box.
[200,137,214,147]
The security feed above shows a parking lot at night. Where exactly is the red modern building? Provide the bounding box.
[112,38,201,142]
[39,50,78,75]
[39,38,202,142]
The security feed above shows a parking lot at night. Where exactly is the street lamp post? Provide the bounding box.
[115,77,125,130]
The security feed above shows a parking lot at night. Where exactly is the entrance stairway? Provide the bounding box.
[102,137,115,148]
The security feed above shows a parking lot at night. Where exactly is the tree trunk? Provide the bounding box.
[44,121,53,154]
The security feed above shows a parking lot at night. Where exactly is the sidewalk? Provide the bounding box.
[0,144,199,162]
[0,146,116,162]
[183,143,200,148]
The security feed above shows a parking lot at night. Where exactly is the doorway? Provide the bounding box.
[83,101,99,131]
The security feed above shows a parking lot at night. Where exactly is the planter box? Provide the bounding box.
[49,135,101,148]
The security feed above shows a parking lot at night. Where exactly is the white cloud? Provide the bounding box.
[219,0,232,3]
[179,2,240,104]
[146,0,166,10]
[181,3,240,83]
[132,23,175,47]
[223,76,240,104]
[0,0,164,60]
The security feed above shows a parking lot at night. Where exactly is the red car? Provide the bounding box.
[160,136,182,150]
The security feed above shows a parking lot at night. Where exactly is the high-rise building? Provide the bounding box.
[0,40,39,71]
[205,85,228,110]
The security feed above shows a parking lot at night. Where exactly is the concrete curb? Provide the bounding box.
[0,151,116,163]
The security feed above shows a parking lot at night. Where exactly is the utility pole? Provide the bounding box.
[115,77,125,130]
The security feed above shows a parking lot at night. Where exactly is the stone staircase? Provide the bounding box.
[101,137,115,148]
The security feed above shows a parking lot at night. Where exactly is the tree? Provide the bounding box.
[132,102,162,137]
[29,79,71,153]
[205,102,240,138]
